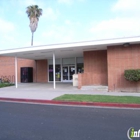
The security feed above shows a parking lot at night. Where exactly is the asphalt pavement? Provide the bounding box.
[0,102,139,140]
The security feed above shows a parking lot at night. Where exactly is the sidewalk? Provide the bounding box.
[0,83,140,108]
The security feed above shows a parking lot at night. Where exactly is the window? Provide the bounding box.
[77,57,84,73]
[77,63,84,73]
[49,65,61,81]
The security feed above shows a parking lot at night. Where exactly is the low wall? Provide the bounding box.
[78,72,107,89]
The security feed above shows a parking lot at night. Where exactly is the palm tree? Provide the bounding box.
[26,5,42,46]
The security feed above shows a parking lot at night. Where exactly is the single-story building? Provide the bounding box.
[0,36,140,92]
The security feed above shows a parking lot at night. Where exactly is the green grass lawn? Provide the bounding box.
[53,94,140,104]
[0,83,14,88]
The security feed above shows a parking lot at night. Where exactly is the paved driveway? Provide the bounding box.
[0,83,140,100]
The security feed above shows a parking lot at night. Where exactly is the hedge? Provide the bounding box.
[124,69,140,82]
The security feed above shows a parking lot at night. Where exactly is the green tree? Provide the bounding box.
[26,5,42,46]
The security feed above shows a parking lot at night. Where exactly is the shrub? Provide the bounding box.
[124,69,140,82]
[0,83,14,88]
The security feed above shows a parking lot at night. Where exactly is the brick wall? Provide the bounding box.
[107,44,140,92]
[0,56,15,82]
[36,60,48,82]
[78,50,108,88]
[0,56,36,82]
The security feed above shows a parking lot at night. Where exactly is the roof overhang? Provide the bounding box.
[0,36,140,60]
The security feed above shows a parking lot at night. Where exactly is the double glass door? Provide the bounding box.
[63,65,75,81]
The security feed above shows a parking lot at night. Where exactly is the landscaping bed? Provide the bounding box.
[53,94,140,104]
[0,83,14,88]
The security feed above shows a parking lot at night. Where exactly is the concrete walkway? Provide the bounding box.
[0,83,140,100]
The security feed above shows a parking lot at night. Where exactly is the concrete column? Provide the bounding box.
[53,53,55,89]
[61,58,63,82]
[15,57,18,88]
[35,60,37,83]
[75,57,77,74]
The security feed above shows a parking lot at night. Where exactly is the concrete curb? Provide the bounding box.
[0,97,140,108]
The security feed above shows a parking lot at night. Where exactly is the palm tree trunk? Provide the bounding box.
[31,32,34,46]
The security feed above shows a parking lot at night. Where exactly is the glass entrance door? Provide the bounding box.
[63,66,75,81]
[63,66,68,80]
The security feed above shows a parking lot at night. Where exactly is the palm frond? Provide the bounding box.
[26,5,42,19]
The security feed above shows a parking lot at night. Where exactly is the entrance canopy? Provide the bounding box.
[1,36,140,89]
[0,36,140,59]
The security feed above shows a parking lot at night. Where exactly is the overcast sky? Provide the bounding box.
[0,0,140,50]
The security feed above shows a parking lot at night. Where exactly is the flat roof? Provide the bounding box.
[0,36,140,60]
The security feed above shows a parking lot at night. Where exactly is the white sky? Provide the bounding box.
[0,0,140,50]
